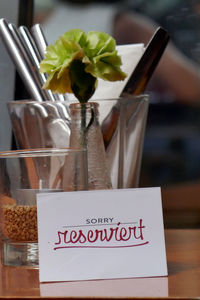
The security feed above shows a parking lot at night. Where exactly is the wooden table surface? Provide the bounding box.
[162,181,200,228]
[0,229,200,299]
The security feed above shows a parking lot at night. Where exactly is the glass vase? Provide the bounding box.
[69,102,112,190]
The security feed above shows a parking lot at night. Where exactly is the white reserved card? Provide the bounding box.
[37,187,168,282]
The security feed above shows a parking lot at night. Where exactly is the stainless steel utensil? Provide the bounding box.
[31,23,68,102]
[18,25,56,102]
[31,23,47,60]
[0,18,44,102]
[102,27,170,150]
[121,27,169,95]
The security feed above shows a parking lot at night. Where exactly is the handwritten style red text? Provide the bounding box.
[54,219,149,250]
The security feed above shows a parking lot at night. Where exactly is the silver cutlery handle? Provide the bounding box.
[0,18,44,102]
[31,23,47,59]
[31,23,69,102]
[18,25,56,102]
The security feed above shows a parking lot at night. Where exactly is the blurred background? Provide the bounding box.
[1,0,200,227]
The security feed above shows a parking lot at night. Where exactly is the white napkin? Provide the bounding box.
[68,43,144,100]
[92,43,144,99]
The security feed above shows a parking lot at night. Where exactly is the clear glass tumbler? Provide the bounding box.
[96,94,149,188]
[7,94,148,189]
[0,148,88,267]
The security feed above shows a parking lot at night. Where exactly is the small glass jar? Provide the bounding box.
[0,148,88,267]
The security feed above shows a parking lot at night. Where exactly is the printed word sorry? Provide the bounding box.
[86,217,114,224]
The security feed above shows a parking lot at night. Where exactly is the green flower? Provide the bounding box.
[39,29,127,102]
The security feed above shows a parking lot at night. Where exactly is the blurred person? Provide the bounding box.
[113,10,200,105]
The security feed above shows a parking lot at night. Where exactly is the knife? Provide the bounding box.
[121,27,169,95]
[102,27,170,149]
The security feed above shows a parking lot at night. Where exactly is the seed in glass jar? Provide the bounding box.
[2,205,38,242]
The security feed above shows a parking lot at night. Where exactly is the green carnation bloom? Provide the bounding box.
[40,29,127,102]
